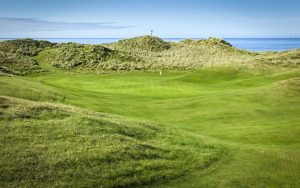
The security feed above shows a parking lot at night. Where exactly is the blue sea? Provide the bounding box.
[1,38,300,52]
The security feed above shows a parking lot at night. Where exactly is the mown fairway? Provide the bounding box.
[4,66,295,187]
[32,67,300,146]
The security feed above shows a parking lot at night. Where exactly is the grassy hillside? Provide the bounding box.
[113,35,171,52]
[106,36,257,70]
[0,37,300,187]
[34,36,260,72]
[39,43,142,71]
[240,49,300,72]
[0,94,223,187]
[0,76,65,101]
[0,53,39,75]
[0,38,53,56]
[1,36,300,74]
[0,39,54,75]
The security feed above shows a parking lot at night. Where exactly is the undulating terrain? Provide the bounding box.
[0,36,299,187]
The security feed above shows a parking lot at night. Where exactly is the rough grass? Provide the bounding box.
[106,37,257,70]
[239,49,300,72]
[1,37,300,74]
[275,77,300,90]
[0,96,223,187]
[27,36,260,72]
[113,35,171,52]
[0,76,65,101]
[0,39,54,75]
[0,38,53,56]
[39,43,142,71]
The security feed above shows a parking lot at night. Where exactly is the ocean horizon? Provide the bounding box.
[1,38,300,52]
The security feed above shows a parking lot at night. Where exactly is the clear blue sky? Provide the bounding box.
[0,0,300,38]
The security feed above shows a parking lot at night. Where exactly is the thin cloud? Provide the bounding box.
[278,17,300,22]
[0,17,133,33]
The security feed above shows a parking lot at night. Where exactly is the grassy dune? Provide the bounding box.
[0,95,223,187]
[0,37,300,187]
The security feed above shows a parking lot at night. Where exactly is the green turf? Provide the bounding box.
[1,64,299,187]
[31,67,300,146]
[0,37,299,187]
[0,96,223,187]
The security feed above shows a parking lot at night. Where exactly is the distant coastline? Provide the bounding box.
[1,38,300,52]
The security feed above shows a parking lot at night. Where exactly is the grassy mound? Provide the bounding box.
[1,37,299,74]
[105,37,256,70]
[0,95,223,187]
[39,43,141,71]
[0,39,53,56]
[0,75,65,102]
[0,39,54,75]
[181,37,232,47]
[240,49,300,72]
[0,52,41,75]
[275,78,300,91]
[112,35,171,52]
[178,37,251,55]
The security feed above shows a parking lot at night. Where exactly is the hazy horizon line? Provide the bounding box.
[1,37,300,39]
